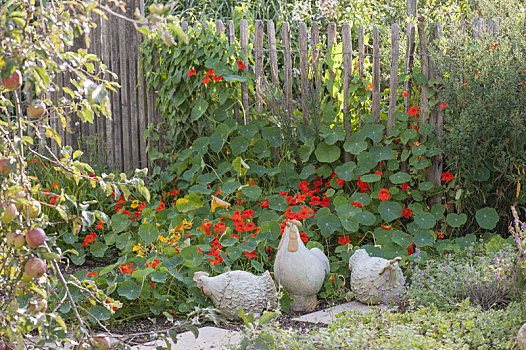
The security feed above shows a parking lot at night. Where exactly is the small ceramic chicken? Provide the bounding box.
[274,219,330,312]
[348,249,404,304]
[193,270,277,321]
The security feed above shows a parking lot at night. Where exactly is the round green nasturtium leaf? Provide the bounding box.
[361,124,385,142]
[408,202,424,215]
[299,144,314,162]
[238,124,259,139]
[317,213,341,237]
[118,280,142,300]
[341,216,360,232]
[230,136,249,156]
[335,162,356,181]
[389,172,412,184]
[378,201,403,222]
[268,196,288,211]
[351,192,371,206]
[357,152,377,171]
[412,190,423,202]
[401,129,418,144]
[315,142,341,163]
[220,181,240,195]
[387,159,400,171]
[359,174,381,183]
[258,210,279,227]
[316,164,333,178]
[111,213,130,233]
[455,233,477,250]
[192,137,209,154]
[418,123,434,137]
[88,305,112,322]
[411,145,427,156]
[391,230,413,248]
[369,145,394,162]
[139,223,159,245]
[252,139,271,158]
[431,203,445,218]
[241,185,262,200]
[418,181,434,191]
[413,212,436,229]
[446,213,467,228]
[90,242,108,258]
[300,164,316,179]
[355,211,376,226]
[321,124,346,145]
[150,271,169,283]
[396,111,409,121]
[262,126,282,147]
[176,193,204,212]
[343,139,367,155]
[413,230,435,247]
[475,207,499,230]
[473,167,491,181]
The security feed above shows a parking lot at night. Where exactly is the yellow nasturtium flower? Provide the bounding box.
[131,200,139,209]
[211,195,230,213]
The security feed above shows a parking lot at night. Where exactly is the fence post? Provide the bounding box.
[404,23,415,113]
[407,0,417,16]
[254,20,264,114]
[282,22,292,116]
[137,0,148,168]
[387,24,400,136]
[418,22,429,126]
[311,22,321,92]
[299,22,309,125]
[267,20,280,88]
[240,19,249,124]
[327,23,337,82]
[342,23,352,162]
[372,25,381,123]
[227,20,241,125]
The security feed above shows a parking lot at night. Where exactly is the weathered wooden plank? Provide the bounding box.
[282,22,292,115]
[418,22,429,125]
[127,0,140,169]
[478,18,485,38]
[137,0,148,168]
[311,22,321,91]
[101,12,114,170]
[298,22,309,124]
[342,23,352,147]
[215,19,225,34]
[472,17,479,40]
[267,20,279,88]
[327,22,337,82]
[358,24,364,78]
[181,20,188,30]
[94,9,105,168]
[372,25,381,123]
[254,20,264,114]
[387,24,400,136]
[118,11,129,171]
[404,23,415,113]
[240,19,249,124]
[110,10,122,171]
[407,0,417,16]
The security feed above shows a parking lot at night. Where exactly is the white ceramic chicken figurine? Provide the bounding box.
[193,270,277,321]
[348,249,404,304]
[274,219,330,312]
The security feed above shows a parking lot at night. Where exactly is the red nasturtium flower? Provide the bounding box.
[440,102,448,109]
[378,189,390,201]
[402,205,412,219]
[407,106,419,116]
[357,177,370,193]
[206,68,214,76]
[87,271,98,277]
[350,201,363,208]
[338,235,351,245]
[237,60,246,70]
[442,172,454,182]
[202,76,210,85]
[401,182,409,191]
[401,91,409,97]
[212,75,223,82]
[336,178,345,186]
[243,250,257,259]
[436,231,445,239]
[407,242,415,255]
[188,68,196,77]
[299,231,308,243]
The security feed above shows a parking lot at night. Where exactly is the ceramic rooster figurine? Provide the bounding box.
[274,219,330,312]
[348,249,404,304]
[193,270,277,321]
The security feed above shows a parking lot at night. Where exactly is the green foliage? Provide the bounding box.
[437,8,526,231]
[231,300,524,349]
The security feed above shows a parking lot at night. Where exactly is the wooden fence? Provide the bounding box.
[50,0,499,188]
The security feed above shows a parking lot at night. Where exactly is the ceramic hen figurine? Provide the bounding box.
[274,219,330,312]
[348,249,404,304]
[193,270,277,321]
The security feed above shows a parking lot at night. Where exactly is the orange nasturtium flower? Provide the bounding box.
[211,195,231,212]
[378,189,390,201]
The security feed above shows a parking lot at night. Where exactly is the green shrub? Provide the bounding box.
[437,6,526,231]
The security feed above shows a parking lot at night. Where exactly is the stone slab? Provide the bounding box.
[134,326,242,350]
[292,301,388,324]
